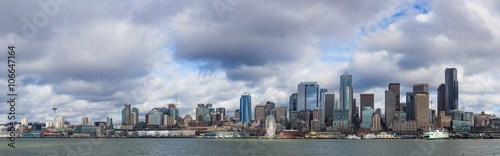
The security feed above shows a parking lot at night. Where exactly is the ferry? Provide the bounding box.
[362,133,376,139]
[346,135,361,140]
[423,129,449,140]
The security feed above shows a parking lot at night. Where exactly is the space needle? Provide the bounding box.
[52,106,57,127]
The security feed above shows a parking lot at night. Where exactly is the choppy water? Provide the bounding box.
[1,138,499,155]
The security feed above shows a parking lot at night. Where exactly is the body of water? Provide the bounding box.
[1,138,499,155]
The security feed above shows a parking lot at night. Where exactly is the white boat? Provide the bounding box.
[362,134,376,139]
[346,135,361,140]
[423,129,449,140]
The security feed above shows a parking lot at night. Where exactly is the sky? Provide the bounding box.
[1,0,500,124]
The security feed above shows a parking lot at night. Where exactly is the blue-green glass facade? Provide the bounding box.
[240,93,251,124]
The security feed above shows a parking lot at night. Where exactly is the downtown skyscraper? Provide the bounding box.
[445,68,459,115]
[297,82,320,111]
[240,93,252,124]
[333,71,353,129]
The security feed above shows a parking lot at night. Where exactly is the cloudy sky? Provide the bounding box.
[1,0,499,124]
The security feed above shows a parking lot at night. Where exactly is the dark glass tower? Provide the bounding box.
[445,68,459,115]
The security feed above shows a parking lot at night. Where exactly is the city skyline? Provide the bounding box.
[1,1,500,125]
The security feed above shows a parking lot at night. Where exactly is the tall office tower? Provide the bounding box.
[55,116,65,128]
[389,83,401,111]
[360,94,374,122]
[131,113,137,125]
[123,104,131,125]
[240,93,252,124]
[385,90,396,128]
[289,93,298,118]
[413,83,429,129]
[255,104,266,123]
[132,107,139,124]
[82,117,89,125]
[406,92,414,120]
[339,71,353,128]
[234,109,240,121]
[297,82,320,111]
[313,108,322,121]
[169,107,179,120]
[106,117,113,127]
[276,106,287,123]
[445,68,459,115]
[319,88,328,124]
[265,101,275,110]
[324,92,335,124]
[437,84,446,113]
[216,107,226,118]
[352,99,357,122]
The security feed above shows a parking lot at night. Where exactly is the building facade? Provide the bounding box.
[445,68,459,115]
[240,93,252,124]
[297,82,320,111]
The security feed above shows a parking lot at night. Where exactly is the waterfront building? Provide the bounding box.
[276,106,287,123]
[389,83,401,111]
[436,111,451,129]
[74,125,99,134]
[313,108,322,121]
[255,104,266,123]
[445,68,459,115]
[240,93,252,124]
[311,119,321,132]
[106,118,113,127]
[82,117,89,125]
[297,82,320,111]
[385,90,396,128]
[452,120,471,131]
[406,92,414,121]
[324,92,335,126]
[392,120,417,132]
[148,108,163,125]
[289,93,298,117]
[361,105,375,129]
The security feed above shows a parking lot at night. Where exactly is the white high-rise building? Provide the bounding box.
[21,117,29,125]
[55,116,65,128]
[46,122,54,128]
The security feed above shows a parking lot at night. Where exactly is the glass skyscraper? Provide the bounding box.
[361,105,375,128]
[338,71,353,128]
[240,93,251,124]
[297,82,320,111]
[289,93,298,118]
[445,68,459,115]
